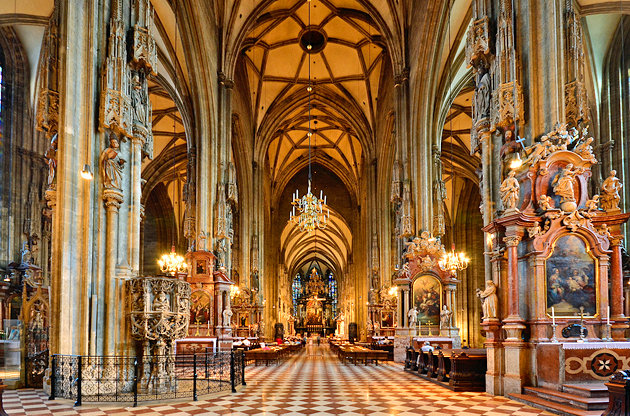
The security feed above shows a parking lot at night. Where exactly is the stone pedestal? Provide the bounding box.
[481,319,503,395]
[394,327,411,363]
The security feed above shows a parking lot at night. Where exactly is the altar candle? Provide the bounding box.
[607,306,610,326]
[552,307,555,326]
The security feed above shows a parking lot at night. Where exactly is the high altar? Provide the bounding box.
[483,125,630,395]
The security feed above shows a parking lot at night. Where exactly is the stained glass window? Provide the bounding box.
[292,272,302,312]
[327,270,337,314]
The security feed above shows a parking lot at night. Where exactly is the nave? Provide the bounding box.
[3,345,551,416]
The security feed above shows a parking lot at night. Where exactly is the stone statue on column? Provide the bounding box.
[407,307,418,327]
[440,305,452,328]
[222,307,233,327]
[100,132,126,190]
[45,134,58,190]
[477,280,498,320]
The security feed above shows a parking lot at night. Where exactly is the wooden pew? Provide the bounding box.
[448,349,487,392]
[437,350,452,382]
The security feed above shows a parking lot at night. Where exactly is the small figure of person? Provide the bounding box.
[407,306,418,327]
[601,170,623,211]
[500,170,520,212]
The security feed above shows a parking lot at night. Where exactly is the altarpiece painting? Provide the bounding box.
[412,274,442,325]
[546,235,596,316]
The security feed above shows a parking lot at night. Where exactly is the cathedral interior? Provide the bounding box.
[2,0,630,414]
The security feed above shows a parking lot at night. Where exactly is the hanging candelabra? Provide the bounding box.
[288,0,329,234]
[158,245,187,276]
[439,244,470,276]
[289,180,329,233]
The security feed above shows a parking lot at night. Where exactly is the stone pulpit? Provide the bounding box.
[126,276,190,393]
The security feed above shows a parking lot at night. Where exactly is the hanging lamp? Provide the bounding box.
[158,7,186,276]
[439,0,470,277]
[289,0,330,234]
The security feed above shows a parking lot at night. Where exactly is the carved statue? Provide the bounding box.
[222,307,233,327]
[601,170,623,211]
[585,195,599,212]
[476,280,498,320]
[100,133,126,190]
[573,137,596,162]
[538,194,554,211]
[552,164,583,211]
[131,73,147,125]
[45,134,58,189]
[523,135,554,166]
[475,71,491,119]
[366,318,373,334]
[500,170,520,212]
[407,307,418,327]
[20,241,32,265]
[373,320,380,336]
[440,305,452,328]
[153,291,169,312]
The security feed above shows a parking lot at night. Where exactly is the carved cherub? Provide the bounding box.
[585,195,600,212]
[538,194,554,211]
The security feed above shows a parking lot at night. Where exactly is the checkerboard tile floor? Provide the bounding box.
[4,345,551,415]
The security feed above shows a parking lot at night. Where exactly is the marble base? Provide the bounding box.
[393,328,411,363]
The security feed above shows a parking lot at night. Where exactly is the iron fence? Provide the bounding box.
[49,350,245,406]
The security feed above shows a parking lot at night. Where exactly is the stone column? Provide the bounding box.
[128,137,144,273]
[103,189,123,355]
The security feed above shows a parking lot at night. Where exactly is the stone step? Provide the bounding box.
[508,393,604,416]
[562,383,608,398]
[522,387,608,410]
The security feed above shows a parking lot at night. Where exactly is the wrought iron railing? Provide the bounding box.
[49,350,246,406]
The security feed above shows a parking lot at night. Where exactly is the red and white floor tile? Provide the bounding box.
[4,345,551,415]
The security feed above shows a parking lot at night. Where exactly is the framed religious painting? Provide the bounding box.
[381,310,394,328]
[545,235,597,317]
[412,274,442,325]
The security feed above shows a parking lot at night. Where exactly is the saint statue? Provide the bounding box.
[476,280,498,320]
[45,134,58,189]
[366,318,373,334]
[131,73,147,125]
[222,307,233,327]
[552,163,582,203]
[407,306,418,327]
[500,170,520,212]
[440,305,452,328]
[153,292,169,312]
[373,320,381,336]
[100,133,126,190]
[601,170,623,211]
[475,71,491,120]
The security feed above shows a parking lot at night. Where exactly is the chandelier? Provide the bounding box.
[439,244,470,276]
[288,0,329,234]
[290,180,329,233]
[158,246,187,276]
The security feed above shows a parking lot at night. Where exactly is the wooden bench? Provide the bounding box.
[448,349,487,392]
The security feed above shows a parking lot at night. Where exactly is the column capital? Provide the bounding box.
[103,189,123,211]
[503,235,521,247]
[610,235,625,246]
